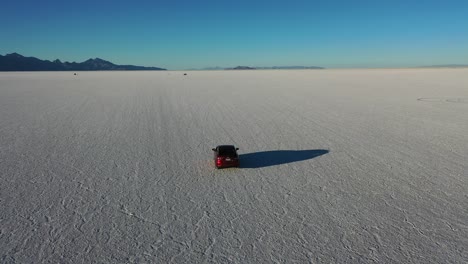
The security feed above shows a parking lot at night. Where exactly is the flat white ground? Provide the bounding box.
[0,69,467,263]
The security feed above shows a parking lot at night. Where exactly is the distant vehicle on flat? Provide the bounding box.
[212,145,240,169]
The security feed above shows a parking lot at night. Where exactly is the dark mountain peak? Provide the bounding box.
[6,52,24,58]
[86,57,108,63]
[53,59,62,64]
[83,58,114,66]
[81,58,116,71]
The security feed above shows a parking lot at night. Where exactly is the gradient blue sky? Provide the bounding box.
[1,0,467,69]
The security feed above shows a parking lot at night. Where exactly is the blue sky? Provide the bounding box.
[1,0,467,69]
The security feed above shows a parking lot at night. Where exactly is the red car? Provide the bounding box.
[212,145,240,169]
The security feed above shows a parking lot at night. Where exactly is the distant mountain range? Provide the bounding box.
[203,65,324,70]
[0,53,166,71]
[225,66,257,70]
[256,66,324,70]
[419,64,468,68]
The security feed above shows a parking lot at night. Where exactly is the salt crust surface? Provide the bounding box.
[0,69,467,263]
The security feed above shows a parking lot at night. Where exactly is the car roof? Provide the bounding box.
[217,145,235,150]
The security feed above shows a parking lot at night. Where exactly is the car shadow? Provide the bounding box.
[239,149,329,168]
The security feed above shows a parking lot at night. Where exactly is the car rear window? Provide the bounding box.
[219,146,236,156]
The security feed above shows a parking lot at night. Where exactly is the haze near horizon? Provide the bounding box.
[1,0,467,70]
